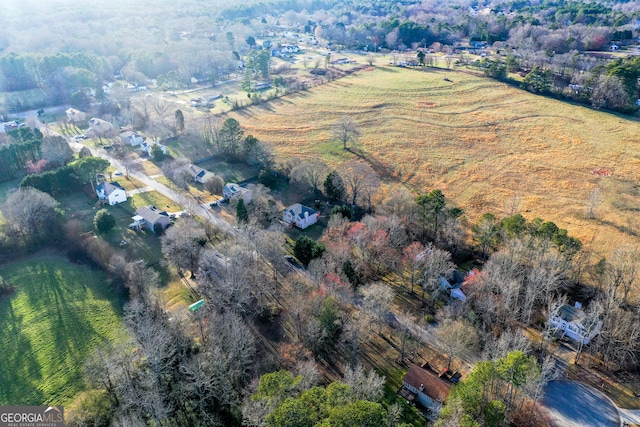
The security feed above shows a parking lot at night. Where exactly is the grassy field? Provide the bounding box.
[196,157,260,183]
[0,253,126,405]
[227,65,640,257]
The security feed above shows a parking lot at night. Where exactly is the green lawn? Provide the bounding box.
[129,190,181,213]
[196,157,260,183]
[0,253,126,406]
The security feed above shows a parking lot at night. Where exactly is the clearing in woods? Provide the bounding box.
[229,65,640,256]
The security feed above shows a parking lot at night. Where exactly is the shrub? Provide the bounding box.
[93,209,116,233]
[294,236,325,266]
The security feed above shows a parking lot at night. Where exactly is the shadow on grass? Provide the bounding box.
[0,301,44,405]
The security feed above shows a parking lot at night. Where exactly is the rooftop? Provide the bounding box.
[403,364,452,403]
[97,181,124,196]
[135,206,169,223]
[285,203,317,219]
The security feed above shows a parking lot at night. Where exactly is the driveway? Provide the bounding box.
[542,380,620,427]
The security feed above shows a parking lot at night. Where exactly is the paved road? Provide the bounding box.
[619,408,640,426]
[66,139,235,236]
[542,380,620,427]
[101,151,235,234]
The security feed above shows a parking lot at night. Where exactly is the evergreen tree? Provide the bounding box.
[174,109,185,133]
[294,236,325,266]
[236,198,249,223]
[94,209,116,233]
[324,171,345,201]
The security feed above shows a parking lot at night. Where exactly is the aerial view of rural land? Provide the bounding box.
[4,0,640,426]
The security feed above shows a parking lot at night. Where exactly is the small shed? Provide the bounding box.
[189,299,206,312]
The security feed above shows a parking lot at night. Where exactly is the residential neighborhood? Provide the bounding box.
[3,1,640,426]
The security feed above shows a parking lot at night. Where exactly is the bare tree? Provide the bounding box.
[401,242,425,293]
[434,319,479,370]
[161,218,206,276]
[343,364,385,402]
[444,55,454,69]
[199,245,273,316]
[540,295,567,356]
[483,330,532,361]
[603,245,640,306]
[574,298,604,364]
[290,160,329,195]
[41,135,73,167]
[585,185,602,219]
[151,96,172,131]
[204,175,225,195]
[420,243,455,307]
[344,310,371,367]
[253,228,288,282]
[332,116,360,150]
[337,160,379,206]
[361,282,394,335]
[395,311,419,364]
[3,187,59,246]
[201,115,222,151]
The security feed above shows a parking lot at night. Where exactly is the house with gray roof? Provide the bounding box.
[283,203,318,229]
[549,303,602,344]
[131,206,170,233]
[96,182,127,205]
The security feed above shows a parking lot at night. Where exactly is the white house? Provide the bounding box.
[400,364,452,416]
[549,303,602,345]
[141,140,167,157]
[96,182,127,205]
[120,131,144,146]
[283,203,318,229]
[223,183,252,203]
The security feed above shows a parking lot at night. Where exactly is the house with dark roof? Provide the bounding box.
[96,182,127,205]
[549,303,602,344]
[400,364,452,416]
[283,203,318,229]
[131,206,170,233]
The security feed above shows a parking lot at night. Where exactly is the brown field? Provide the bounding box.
[227,65,640,257]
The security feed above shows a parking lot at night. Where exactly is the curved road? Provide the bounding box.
[542,380,620,427]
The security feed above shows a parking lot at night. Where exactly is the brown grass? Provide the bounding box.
[226,65,640,257]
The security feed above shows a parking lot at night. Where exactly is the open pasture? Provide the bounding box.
[0,254,126,405]
[230,65,640,254]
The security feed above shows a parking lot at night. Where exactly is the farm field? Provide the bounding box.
[0,253,126,405]
[230,65,640,256]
